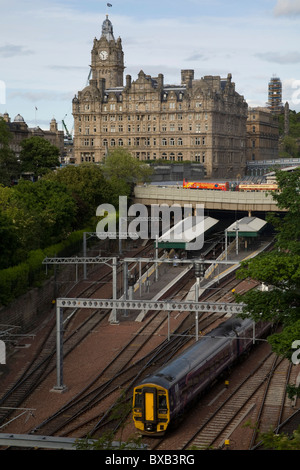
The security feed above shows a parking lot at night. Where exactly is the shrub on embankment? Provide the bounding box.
[0,228,88,306]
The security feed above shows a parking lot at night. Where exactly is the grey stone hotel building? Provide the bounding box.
[72,15,249,178]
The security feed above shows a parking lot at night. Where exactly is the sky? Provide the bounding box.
[1,0,300,132]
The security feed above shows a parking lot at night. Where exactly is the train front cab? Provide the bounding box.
[133,385,170,435]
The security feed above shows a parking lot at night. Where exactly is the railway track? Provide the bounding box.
[22,258,236,438]
[0,242,155,429]
[174,353,292,450]
[1,240,278,448]
[46,274,259,443]
[27,270,197,437]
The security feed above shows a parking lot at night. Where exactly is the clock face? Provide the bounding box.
[99,50,108,60]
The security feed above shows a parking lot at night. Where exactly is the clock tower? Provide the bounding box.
[91,15,124,88]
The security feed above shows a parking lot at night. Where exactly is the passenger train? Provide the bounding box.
[132,317,270,436]
[182,179,278,191]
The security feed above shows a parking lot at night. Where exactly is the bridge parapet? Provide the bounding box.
[134,185,284,213]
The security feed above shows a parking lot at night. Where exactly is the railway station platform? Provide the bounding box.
[131,261,190,322]
[186,238,272,301]
[127,238,272,322]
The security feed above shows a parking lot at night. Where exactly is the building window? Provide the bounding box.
[162,138,167,146]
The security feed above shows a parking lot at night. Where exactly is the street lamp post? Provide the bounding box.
[194,258,205,341]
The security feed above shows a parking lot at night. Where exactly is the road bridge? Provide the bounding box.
[134,185,285,214]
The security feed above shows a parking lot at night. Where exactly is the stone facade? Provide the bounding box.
[1,112,64,160]
[246,107,279,162]
[72,15,249,178]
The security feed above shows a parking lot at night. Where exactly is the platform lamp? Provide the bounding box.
[194,258,205,341]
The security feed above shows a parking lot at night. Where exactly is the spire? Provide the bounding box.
[101,15,114,41]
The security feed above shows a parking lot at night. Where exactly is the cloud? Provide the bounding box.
[8,90,74,103]
[255,51,300,64]
[48,65,88,72]
[274,0,300,16]
[0,44,34,58]
[185,53,210,62]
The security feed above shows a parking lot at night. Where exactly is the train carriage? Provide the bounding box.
[182,179,278,192]
[183,179,229,191]
[133,317,269,436]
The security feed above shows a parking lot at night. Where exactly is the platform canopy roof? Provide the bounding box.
[227,217,267,237]
[157,216,219,250]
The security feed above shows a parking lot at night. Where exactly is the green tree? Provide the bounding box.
[0,184,33,261]
[279,135,299,158]
[259,426,300,450]
[102,148,153,194]
[0,209,19,268]
[44,164,118,226]
[19,136,60,179]
[13,179,77,247]
[0,117,20,185]
[236,168,300,360]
